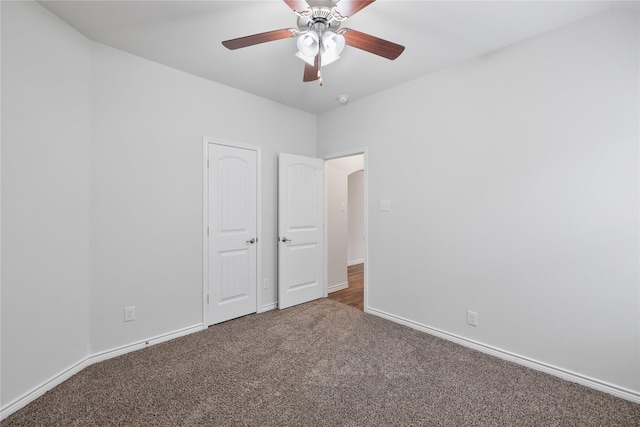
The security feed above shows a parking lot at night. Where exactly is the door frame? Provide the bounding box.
[202,137,262,327]
[322,147,369,312]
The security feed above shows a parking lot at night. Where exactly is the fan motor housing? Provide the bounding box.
[297,7,342,33]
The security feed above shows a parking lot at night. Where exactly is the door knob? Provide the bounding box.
[246,238,256,245]
[281,237,292,243]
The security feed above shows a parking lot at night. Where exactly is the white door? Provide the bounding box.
[278,153,324,309]
[208,144,258,325]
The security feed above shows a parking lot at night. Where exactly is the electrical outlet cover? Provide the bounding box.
[467,310,478,327]
[124,306,136,322]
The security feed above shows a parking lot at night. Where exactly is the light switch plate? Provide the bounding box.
[380,200,391,211]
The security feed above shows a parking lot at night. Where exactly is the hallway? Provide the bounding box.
[327,263,364,311]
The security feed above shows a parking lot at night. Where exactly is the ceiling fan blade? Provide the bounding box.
[334,0,375,18]
[303,54,320,82]
[283,0,309,13]
[342,29,405,60]
[222,29,296,50]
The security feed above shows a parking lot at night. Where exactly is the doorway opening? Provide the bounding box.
[324,152,367,311]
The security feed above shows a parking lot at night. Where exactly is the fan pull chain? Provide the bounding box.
[318,70,323,86]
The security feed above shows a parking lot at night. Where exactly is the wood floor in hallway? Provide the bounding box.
[327,263,364,311]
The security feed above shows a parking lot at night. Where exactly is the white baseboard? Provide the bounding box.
[366,307,640,404]
[8,306,637,420]
[259,302,278,313]
[328,282,348,293]
[0,323,204,420]
[347,259,364,267]
[0,356,92,421]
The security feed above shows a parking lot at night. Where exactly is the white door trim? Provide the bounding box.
[322,147,369,312]
[202,137,262,327]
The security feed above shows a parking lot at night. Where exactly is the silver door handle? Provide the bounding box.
[281,237,292,243]
[246,238,256,245]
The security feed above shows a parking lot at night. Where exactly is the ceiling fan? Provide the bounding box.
[222,0,405,85]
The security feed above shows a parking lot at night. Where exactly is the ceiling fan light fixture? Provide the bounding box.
[321,31,345,54]
[320,30,345,66]
[296,31,319,58]
[321,54,340,67]
[295,51,316,66]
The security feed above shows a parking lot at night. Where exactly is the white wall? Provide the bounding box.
[89,43,316,353]
[326,162,348,291]
[1,0,317,410]
[327,155,364,174]
[347,170,365,265]
[1,1,91,408]
[317,9,640,395]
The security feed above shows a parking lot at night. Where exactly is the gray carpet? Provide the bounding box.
[2,299,639,426]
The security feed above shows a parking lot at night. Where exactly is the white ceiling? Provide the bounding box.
[39,0,612,113]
